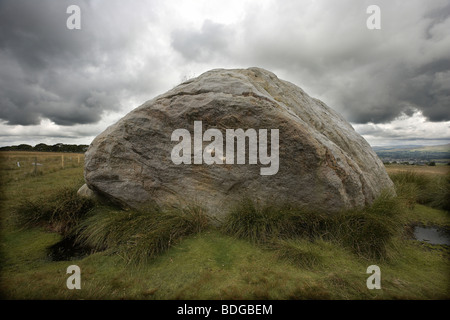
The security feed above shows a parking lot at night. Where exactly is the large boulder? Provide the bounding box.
[81,67,394,217]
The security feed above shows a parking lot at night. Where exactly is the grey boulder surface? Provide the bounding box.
[80,67,394,217]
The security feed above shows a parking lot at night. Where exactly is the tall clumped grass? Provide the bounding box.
[221,199,294,244]
[75,204,210,264]
[14,185,211,264]
[14,186,95,235]
[390,170,450,211]
[222,191,402,261]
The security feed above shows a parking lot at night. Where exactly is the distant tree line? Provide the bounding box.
[0,143,89,153]
[375,150,450,161]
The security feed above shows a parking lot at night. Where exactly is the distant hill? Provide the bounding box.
[407,144,450,153]
[0,143,89,153]
[374,143,450,164]
[2,142,449,162]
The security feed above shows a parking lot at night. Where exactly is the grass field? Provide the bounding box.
[0,151,83,183]
[385,163,450,176]
[0,152,449,299]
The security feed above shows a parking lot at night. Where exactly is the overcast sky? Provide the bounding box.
[0,0,449,147]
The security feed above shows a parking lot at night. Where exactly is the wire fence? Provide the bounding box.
[0,152,85,182]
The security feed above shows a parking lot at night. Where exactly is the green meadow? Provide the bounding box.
[1,152,449,299]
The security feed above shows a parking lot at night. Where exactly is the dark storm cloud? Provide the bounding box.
[331,56,450,124]
[0,0,162,126]
[396,58,450,122]
[1,0,449,133]
[170,0,449,125]
[424,1,450,37]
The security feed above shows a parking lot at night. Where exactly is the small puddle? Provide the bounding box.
[413,226,450,245]
[47,236,92,261]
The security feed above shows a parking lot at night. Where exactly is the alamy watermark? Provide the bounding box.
[66,265,81,289]
[66,5,81,30]
[66,5,379,31]
[367,5,381,30]
[170,121,279,176]
[366,265,381,289]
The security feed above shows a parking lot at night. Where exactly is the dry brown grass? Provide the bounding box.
[0,150,84,158]
[0,150,84,182]
[385,164,450,176]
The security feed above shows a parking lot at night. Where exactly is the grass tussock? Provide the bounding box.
[14,186,95,235]
[221,199,293,244]
[222,191,402,261]
[11,168,447,266]
[390,170,450,211]
[75,204,210,264]
[13,185,211,264]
